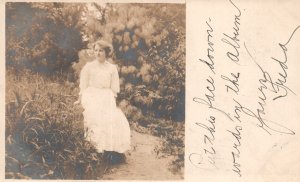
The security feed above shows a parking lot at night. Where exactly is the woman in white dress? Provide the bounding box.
[74,40,131,165]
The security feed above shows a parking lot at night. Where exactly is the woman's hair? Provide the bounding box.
[93,40,112,57]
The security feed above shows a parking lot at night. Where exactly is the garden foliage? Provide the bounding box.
[6,3,185,179]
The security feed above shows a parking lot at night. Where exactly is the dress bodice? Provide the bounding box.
[79,60,120,96]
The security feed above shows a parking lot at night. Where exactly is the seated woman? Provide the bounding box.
[74,40,131,166]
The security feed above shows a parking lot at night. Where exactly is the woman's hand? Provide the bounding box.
[74,96,81,106]
[74,100,80,105]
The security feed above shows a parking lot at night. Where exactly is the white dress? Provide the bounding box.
[79,60,131,153]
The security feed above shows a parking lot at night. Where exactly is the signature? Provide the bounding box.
[245,26,299,101]
[232,99,295,135]
[270,26,299,100]
[239,26,300,135]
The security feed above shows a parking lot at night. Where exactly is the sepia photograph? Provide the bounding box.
[5,2,185,180]
[3,0,300,182]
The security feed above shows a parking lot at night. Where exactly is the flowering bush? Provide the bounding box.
[77,3,185,122]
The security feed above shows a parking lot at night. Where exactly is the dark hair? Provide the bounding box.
[93,40,112,57]
[103,47,111,57]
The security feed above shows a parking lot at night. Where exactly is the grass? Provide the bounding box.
[5,68,184,179]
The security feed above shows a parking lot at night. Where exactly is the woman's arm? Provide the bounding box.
[111,64,120,98]
[74,64,89,105]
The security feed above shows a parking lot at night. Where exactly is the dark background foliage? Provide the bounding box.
[6,3,85,74]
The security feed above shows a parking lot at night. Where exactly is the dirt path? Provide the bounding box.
[102,130,183,180]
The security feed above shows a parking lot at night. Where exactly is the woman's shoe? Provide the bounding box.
[110,152,126,165]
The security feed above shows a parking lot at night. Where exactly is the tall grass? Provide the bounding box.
[5,68,185,179]
[5,69,104,179]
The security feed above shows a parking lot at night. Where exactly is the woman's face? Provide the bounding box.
[94,44,106,63]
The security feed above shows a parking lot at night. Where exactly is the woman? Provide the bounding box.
[74,40,131,165]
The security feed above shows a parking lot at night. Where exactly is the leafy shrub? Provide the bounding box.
[150,119,185,174]
[6,3,85,74]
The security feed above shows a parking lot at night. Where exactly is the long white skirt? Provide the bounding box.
[81,87,131,153]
